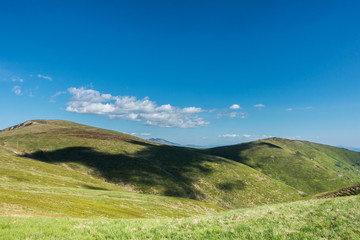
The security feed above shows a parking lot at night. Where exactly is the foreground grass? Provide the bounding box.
[1,195,359,239]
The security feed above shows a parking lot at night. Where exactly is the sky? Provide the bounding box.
[1,0,360,147]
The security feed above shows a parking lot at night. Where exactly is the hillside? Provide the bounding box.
[0,146,223,218]
[0,120,301,209]
[204,137,360,196]
[313,183,360,199]
[1,195,359,239]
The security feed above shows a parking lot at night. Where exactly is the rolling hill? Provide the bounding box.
[1,119,359,213]
[205,138,360,196]
[1,119,360,239]
[0,146,223,218]
[0,120,301,210]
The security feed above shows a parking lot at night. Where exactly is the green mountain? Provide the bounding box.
[205,137,360,196]
[0,120,300,210]
[1,119,359,214]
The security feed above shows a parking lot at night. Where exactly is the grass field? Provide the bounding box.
[0,195,359,239]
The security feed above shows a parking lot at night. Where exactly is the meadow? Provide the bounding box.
[0,195,359,239]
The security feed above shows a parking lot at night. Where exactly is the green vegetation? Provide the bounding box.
[205,137,360,196]
[1,120,360,239]
[0,120,301,209]
[1,195,359,239]
[313,183,360,199]
[0,148,222,218]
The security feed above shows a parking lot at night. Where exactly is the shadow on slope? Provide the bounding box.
[205,141,283,168]
[22,143,234,201]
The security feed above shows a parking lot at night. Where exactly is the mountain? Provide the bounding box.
[0,120,301,209]
[148,138,216,148]
[204,137,360,196]
[1,120,359,212]
[148,138,181,146]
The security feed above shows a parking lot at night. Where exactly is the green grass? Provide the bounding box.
[1,120,360,239]
[313,183,360,199]
[0,195,359,239]
[205,137,360,196]
[0,120,301,209]
[0,148,223,218]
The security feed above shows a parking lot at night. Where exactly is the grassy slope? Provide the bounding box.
[1,195,359,239]
[0,147,223,218]
[205,137,360,196]
[0,120,300,209]
[313,183,360,199]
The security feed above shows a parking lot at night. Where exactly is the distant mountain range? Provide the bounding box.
[148,138,216,148]
[337,146,360,152]
[148,138,182,146]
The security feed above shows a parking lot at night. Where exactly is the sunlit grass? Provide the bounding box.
[1,195,359,239]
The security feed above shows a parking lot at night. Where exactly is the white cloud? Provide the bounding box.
[219,134,240,138]
[50,91,67,102]
[129,132,152,136]
[229,112,237,118]
[11,76,24,83]
[229,104,241,110]
[287,108,293,111]
[37,74,53,81]
[286,136,302,140]
[254,104,265,108]
[216,111,248,119]
[12,86,21,95]
[52,91,67,98]
[243,134,252,138]
[181,107,204,113]
[66,87,209,128]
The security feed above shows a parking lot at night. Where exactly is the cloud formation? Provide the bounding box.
[254,104,265,108]
[129,132,152,136]
[216,111,248,119]
[12,86,21,95]
[37,74,53,81]
[229,104,241,110]
[50,91,67,102]
[254,103,265,110]
[11,76,24,83]
[66,87,209,128]
[219,134,239,138]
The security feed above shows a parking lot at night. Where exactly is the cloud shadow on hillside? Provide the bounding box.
[204,141,283,169]
[21,143,240,201]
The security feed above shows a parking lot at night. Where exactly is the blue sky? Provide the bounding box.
[1,0,360,147]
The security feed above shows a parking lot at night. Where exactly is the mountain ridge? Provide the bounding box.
[1,119,359,211]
